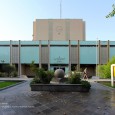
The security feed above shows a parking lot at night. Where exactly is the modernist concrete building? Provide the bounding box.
[0,19,114,77]
[0,40,115,77]
[33,19,85,41]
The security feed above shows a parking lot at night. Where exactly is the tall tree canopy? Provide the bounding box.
[106,4,115,18]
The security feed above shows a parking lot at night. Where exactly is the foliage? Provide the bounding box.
[97,56,115,78]
[30,76,41,84]
[31,68,54,84]
[0,72,6,77]
[67,71,91,89]
[11,71,18,77]
[30,61,37,74]
[30,61,54,84]
[68,71,81,84]
[36,68,49,84]
[106,4,115,18]
[46,70,54,82]
[81,80,91,89]
[2,64,16,77]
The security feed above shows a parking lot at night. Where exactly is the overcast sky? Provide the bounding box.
[0,0,115,41]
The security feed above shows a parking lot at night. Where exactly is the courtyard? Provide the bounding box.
[0,78,115,115]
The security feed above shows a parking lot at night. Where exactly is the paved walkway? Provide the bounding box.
[0,79,115,115]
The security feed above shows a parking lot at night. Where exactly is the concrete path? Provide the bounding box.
[0,80,115,115]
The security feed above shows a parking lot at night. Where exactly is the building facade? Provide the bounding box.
[0,40,114,77]
[33,19,85,41]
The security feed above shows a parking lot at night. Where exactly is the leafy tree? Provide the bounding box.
[97,56,115,78]
[106,4,115,18]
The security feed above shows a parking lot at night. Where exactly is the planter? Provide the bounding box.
[30,84,90,92]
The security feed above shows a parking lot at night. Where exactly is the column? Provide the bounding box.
[69,40,71,71]
[10,40,12,65]
[48,40,50,70]
[18,40,21,76]
[77,40,80,71]
[39,40,42,68]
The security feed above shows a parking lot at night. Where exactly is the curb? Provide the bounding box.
[96,82,115,90]
[0,80,26,91]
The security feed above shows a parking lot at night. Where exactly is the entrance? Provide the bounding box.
[54,67,65,72]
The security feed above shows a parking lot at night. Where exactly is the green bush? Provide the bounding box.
[81,80,91,89]
[30,61,54,84]
[34,68,45,83]
[30,76,41,84]
[2,64,16,77]
[46,70,54,83]
[30,65,54,84]
[97,56,115,78]
[68,71,81,84]
[0,72,6,77]
[11,71,18,77]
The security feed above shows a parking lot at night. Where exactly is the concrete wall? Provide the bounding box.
[0,40,115,77]
[33,19,85,41]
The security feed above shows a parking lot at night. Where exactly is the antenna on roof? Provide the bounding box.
[60,0,62,19]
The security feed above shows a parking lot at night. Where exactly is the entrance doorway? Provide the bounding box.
[54,67,65,72]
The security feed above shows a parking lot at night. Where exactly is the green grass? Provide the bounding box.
[0,81,20,88]
[98,81,115,88]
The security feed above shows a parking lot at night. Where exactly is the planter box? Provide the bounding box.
[30,84,90,92]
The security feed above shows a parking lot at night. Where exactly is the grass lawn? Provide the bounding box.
[0,81,21,89]
[98,81,115,88]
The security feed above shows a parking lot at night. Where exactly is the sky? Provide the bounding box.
[0,0,115,41]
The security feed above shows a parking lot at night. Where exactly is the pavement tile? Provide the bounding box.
[0,79,115,115]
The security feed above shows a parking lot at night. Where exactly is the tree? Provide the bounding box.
[97,56,115,78]
[106,4,115,18]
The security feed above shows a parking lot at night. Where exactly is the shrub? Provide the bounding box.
[97,56,115,78]
[81,80,91,89]
[68,71,81,84]
[0,72,6,77]
[30,76,41,84]
[0,72,3,77]
[34,68,46,83]
[30,61,54,84]
[46,70,54,83]
[11,71,18,77]
[30,67,54,84]
[36,69,54,84]
[2,64,16,77]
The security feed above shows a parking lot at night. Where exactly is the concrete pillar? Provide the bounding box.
[39,40,42,68]
[10,40,12,65]
[18,40,21,76]
[48,40,50,70]
[77,40,80,71]
[69,40,71,71]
